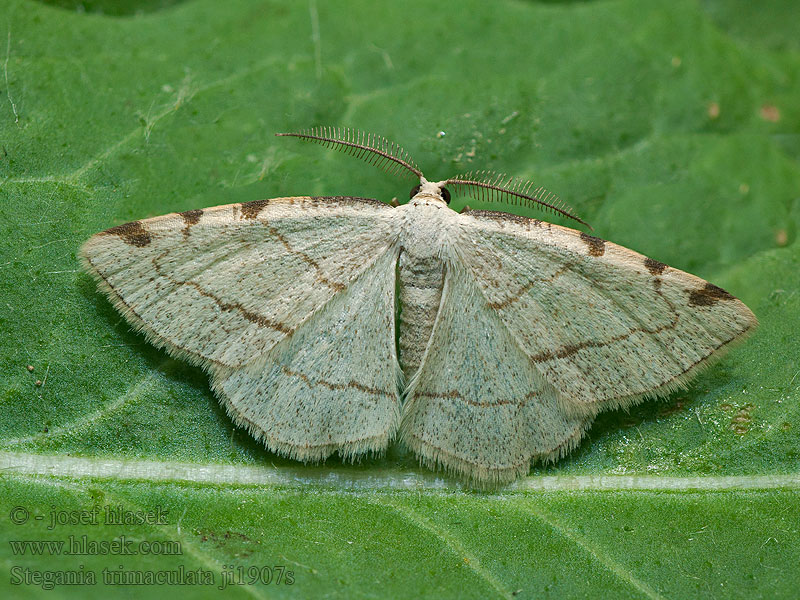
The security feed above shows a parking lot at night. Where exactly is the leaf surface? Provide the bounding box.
[1,0,798,597]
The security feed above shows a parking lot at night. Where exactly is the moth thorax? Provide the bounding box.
[396,250,446,381]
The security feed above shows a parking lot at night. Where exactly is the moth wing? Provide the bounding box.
[212,247,401,461]
[400,262,591,486]
[456,210,758,416]
[81,196,396,369]
[82,196,402,461]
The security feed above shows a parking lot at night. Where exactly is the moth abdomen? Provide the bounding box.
[396,251,446,381]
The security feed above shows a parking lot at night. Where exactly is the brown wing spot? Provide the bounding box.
[644,257,667,275]
[180,209,203,238]
[180,209,202,226]
[689,282,735,306]
[102,221,151,247]
[580,232,606,257]
[240,199,272,219]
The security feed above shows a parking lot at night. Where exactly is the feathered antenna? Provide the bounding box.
[277,128,590,229]
[276,126,423,179]
[446,171,592,230]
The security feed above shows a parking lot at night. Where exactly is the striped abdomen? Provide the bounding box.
[396,250,445,382]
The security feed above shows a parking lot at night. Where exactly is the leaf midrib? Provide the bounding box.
[1,451,798,492]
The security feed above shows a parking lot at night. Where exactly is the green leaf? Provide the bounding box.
[1,0,798,597]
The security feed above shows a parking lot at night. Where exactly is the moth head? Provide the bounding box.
[410,179,451,205]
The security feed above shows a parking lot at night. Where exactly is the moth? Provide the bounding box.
[81,127,757,486]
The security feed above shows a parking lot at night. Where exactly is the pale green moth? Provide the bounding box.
[81,127,757,487]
